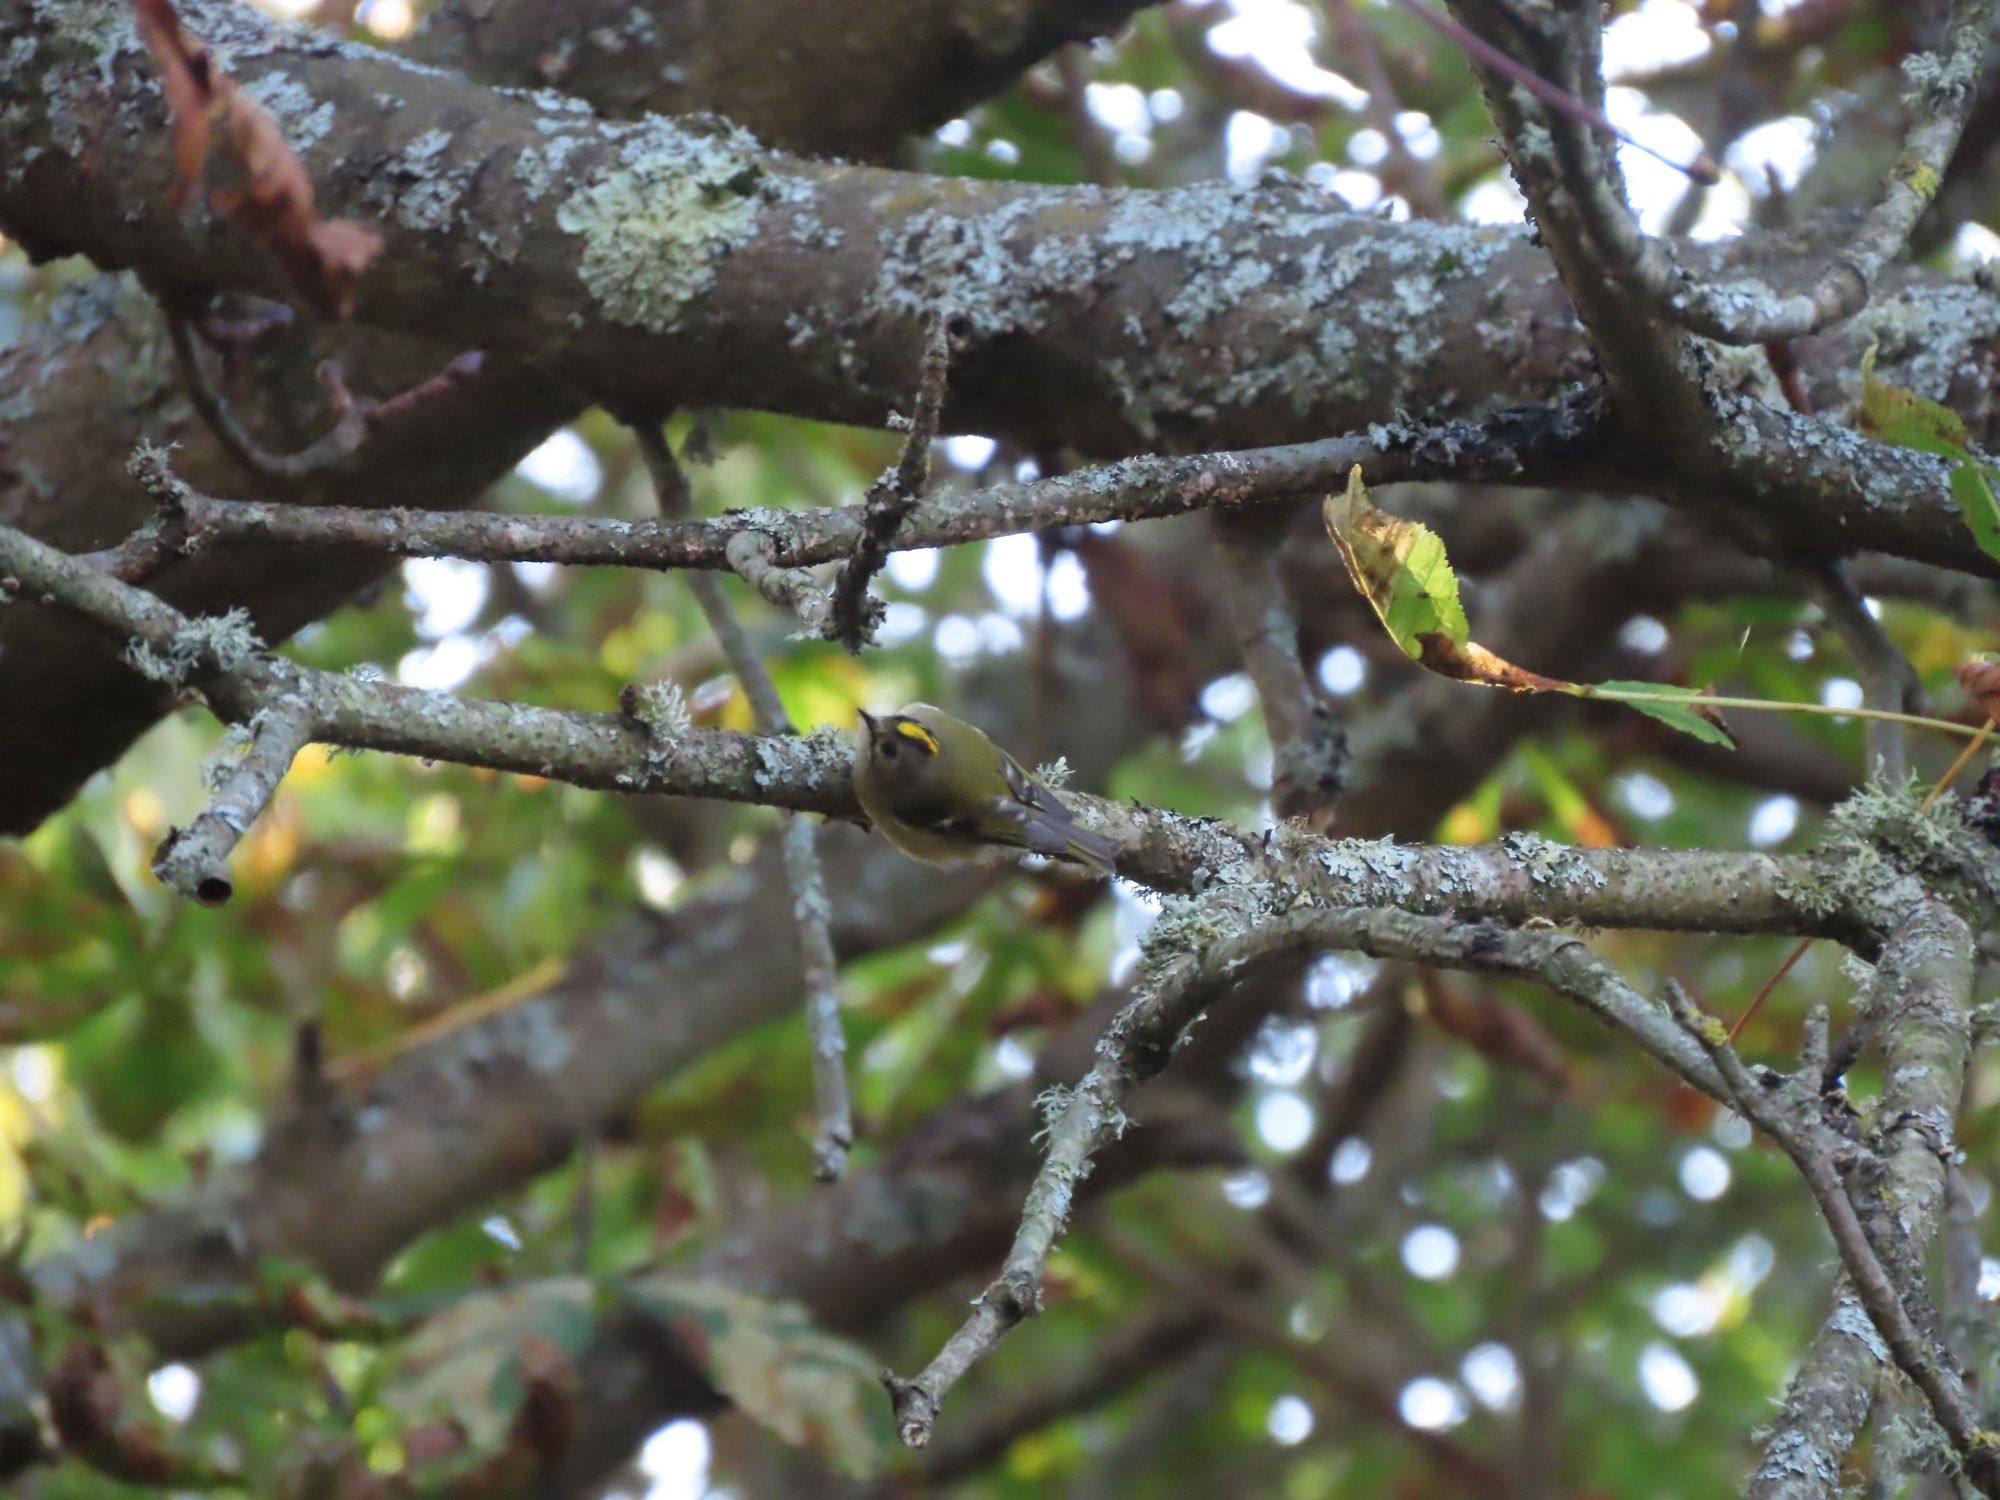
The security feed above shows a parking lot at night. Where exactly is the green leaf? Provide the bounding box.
[1591,681,1738,749]
[1949,459,2000,567]
[1858,344,1969,456]
[382,1278,599,1453]
[1325,465,1467,660]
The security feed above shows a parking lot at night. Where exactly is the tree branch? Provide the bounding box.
[1530,0,1996,345]
[633,422,853,1180]
[0,510,1899,952]
[150,700,314,905]
[886,905,1736,1446]
[95,399,1619,578]
[1669,904,1994,1495]
[830,313,952,651]
[1214,508,1346,818]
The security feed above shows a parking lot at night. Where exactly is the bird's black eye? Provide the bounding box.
[881,739,898,758]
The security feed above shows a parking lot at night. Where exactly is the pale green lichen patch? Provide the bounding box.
[629,680,691,742]
[555,115,771,334]
[125,608,264,686]
[1788,778,1999,923]
[864,171,1521,431]
[1500,831,1608,889]
[380,128,478,236]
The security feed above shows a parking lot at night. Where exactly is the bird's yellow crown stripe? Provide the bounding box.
[894,720,940,754]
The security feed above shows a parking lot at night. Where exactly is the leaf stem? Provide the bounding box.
[1920,718,1995,810]
[1582,687,1985,741]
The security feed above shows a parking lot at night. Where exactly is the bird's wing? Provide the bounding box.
[997,756,1118,871]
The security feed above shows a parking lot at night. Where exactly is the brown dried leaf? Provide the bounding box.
[1414,634,1568,692]
[1956,658,2000,723]
[129,0,382,315]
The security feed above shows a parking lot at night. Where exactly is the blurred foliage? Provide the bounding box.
[5,0,2000,1496]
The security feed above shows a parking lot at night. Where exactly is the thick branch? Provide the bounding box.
[6,0,1993,477]
[410,0,1160,159]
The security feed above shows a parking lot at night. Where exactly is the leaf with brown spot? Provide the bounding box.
[1326,464,1468,663]
[1326,466,1735,746]
[1414,634,1569,692]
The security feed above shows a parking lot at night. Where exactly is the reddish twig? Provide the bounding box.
[1396,0,1718,183]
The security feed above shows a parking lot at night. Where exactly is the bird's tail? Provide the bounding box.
[1023,805,1119,877]
[1063,825,1120,877]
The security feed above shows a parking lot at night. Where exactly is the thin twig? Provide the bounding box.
[1921,718,1994,812]
[83,445,198,582]
[885,907,1737,1446]
[830,315,952,651]
[1804,560,1925,782]
[166,309,483,485]
[723,530,835,637]
[93,400,1611,580]
[632,423,853,1179]
[152,702,314,906]
[1727,936,1811,1044]
[883,911,1336,1447]
[1396,0,1718,183]
[865,1309,1210,1495]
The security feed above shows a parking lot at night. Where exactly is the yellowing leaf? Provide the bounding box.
[1325,465,1466,661]
[1324,468,1737,748]
[1859,345,1968,456]
[1858,345,2000,570]
[1324,467,1565,692]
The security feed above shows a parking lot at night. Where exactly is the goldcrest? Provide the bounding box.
[852,703,1117,876]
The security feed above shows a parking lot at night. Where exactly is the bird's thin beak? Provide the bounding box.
[857,710,877,734]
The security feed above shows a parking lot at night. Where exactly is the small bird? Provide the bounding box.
[852,703,1118,876]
